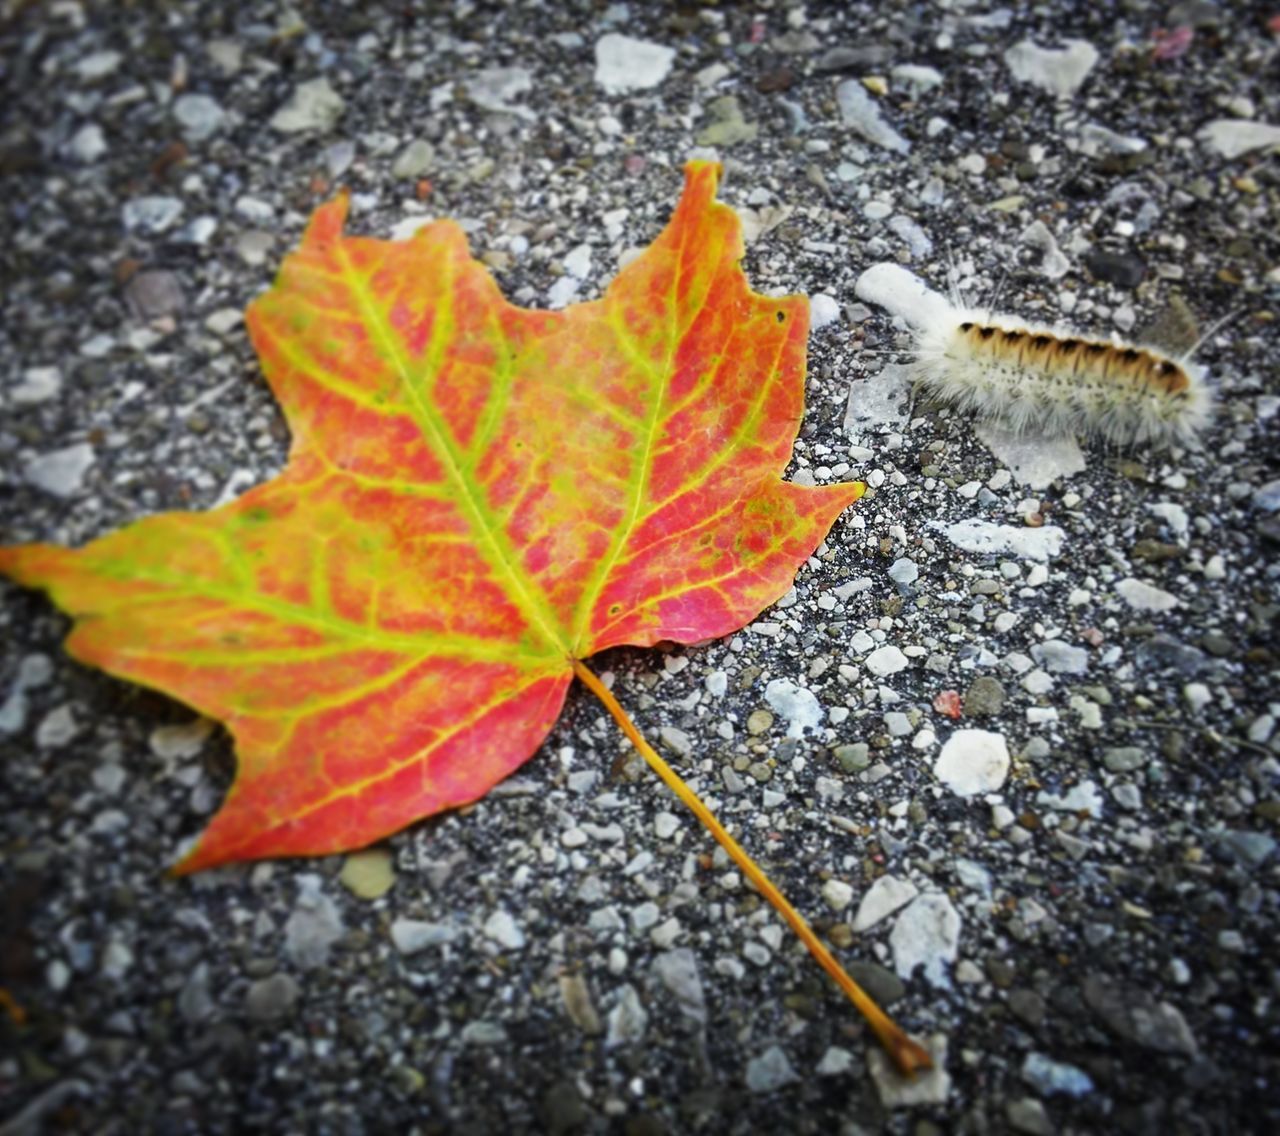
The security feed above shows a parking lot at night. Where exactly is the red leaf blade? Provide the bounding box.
[0,161,861,868]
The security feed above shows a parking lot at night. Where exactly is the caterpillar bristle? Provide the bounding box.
[852,263,1215,450]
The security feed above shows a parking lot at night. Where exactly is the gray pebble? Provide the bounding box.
[1021,1051,1095,1097]
[173,93,227,141]
[1083,247,1147,288]
[744,1045,799,1093]
[390,919,456,954]
[652,948,706,1023]
[1217,830,1276,868]
[245,973,300,1023]
[963,676,1006,717]
[125,270,185,321]
[1083,976,1198,1056]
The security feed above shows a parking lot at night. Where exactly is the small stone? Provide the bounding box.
[149,718,213,761]
[205,308,243,336]
[540,1081,587,1132]
[696,96,758,148]
[848,961,905,1005]
[559,973,602,1035]
[1004,38,1099,98]
[605,984,648,1046]
[746,709,774,735]
[25,443,94,498]
[67,123,106,163]
[245,973,299,1022]
[483,910,526,951]
[1253,479,1280,513]
[390,919,456,954]
[594,33,675,94]
[652,948,706,1023]
[934,729,1010,796]
[461,1021,507,1046]
[977,425,1086,490]
[865,645,909,677]
[75,50,123,80]
[1197,119,1280,160]
[809,294,841,329]
[36,705,79,748]
[1031,640,1089,674]
[1006,1098,1054,1136]
[325,140,356,178]
[890,893,961,987]
[888,558,919,585]
[563,245,591,284]
[208,39,243,74]
[1183,682,1212,712]
[1103,746,1147,773]
[1112,782,1142,810]
[821,879,855,911]
[816,1046,855,1076]
[466,67,534,119]
[932,518,1065,561]
[883,712,911,737]
[1037,781,1104,817]
[963,676,1005,717]
[764,679,822,737]
[1084,247,1147,289]
[745,1045,799,1093]
[339,849,395,899]
[1022,1052,1095,1098]
[100,937,133,980]
[1082,976,1198,1056]
[659,726,692,756]
[836,79,910,153]
[177,963,215,1024]
[834,742,871,772]
[891,64,944,94]
[284,875,344,969]
[122,196,184,234]
[816,45,894,72]
[1217,830,1276,868]
[173,93,226,141]
[654,812,680,839]
[853,875,919,931]
[270,78,345,134]
[1116,578,1179,612]
[125,270,185,321]
[868,1034,951,1107]
[650,918,682,949]
[12,366,62,404]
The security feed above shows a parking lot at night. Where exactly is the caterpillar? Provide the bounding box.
[853,263,1214,449]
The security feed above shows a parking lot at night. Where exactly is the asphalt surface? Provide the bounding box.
[1,2,1278,1134]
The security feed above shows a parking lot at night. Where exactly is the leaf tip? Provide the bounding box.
[680,158,726,214]
[303,191,352,247]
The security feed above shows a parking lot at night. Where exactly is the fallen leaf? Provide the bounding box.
[0,161,857,872]
[1,162,939,1074]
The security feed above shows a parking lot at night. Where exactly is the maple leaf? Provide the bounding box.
[1,161,931,1074]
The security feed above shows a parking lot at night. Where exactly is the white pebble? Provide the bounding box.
[890,893,961,987]
[933,729,1010,795]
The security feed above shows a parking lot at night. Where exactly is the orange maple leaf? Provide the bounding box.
[1,162,930,1073]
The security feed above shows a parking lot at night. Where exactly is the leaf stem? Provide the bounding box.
[572,659,932,1077]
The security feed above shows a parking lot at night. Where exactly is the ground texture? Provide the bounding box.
[1,2,1278,1134]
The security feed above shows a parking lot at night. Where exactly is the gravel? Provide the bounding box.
[2,2,1278,1133]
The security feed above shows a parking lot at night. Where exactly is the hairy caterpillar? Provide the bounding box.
[854,263,1214,448]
